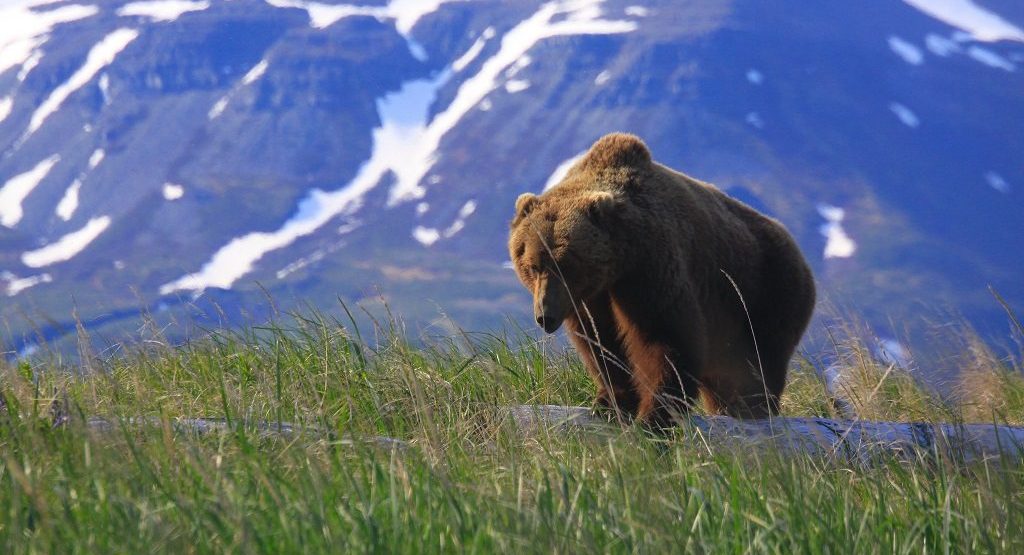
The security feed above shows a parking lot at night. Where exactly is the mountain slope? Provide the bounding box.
[1,0,1022,367]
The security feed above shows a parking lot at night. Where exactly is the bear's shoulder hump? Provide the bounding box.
[580,133,652,171]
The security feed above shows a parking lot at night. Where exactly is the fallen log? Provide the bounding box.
[41,394,406,448]
[42,391,1024,463]
[508,405,1024,464]
[83,416,407,449]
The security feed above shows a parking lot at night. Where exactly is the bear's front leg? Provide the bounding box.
[592,384,640,422]
[564,296,638,419]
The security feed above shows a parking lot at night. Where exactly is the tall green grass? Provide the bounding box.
[2,309,1024,553]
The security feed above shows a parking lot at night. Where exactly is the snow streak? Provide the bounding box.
[902,0,1024,43]
[0,2,99,77]
[26,28,139,136]
[21,216,111,267]
[817,204,856,259]
[889,102,920,128]
[54,149,103,221]
[543,151,586,191]
[162,0,638,294]
[2,271,52,296]
[117,1,210,22]
[0,154,60,227]
[163,183,185,200]
[888,36,924,65]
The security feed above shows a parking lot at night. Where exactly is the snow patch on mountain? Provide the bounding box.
[412,200,477,244]
[265,0,461,60]
[54,149,103,221]
[264,0,460,60]
[544,151,585,191]
[335,220,360,235]
[2,271,52,296]
[453,27,493,72]
[383,0,637,204]
[967,46,1016,71]
[985,171,1010,193]
[888,36,924,65]
[889,102,920,127]
[0,96,11,123]
[505,79,530,93]
[88,149,105,168]
[443,199,476,238]
[17,50,43,81]
[412,226,440,246]
[457,199,476,219]
[117,1,210,22]
[0,154,60,227]
[161,0,639,294]
[276,243,338,279]
[0,2,99,77]
[745,112,764,129]
[163,183,184,200]
[208,96,228,119]
[505,55,532,78]
[817,204,856,259]
[266,0,458,34]
[265,0,384,29]
[901,0,1024,43]
[925,33,961,56]
[98,73,112,103]
[21,215,110,267]
[443,222,464,239]
[162,72,446,293]
[242,59,269,85]
[26,28,139,136]
[55,180,82,221]
[209,59,269,119]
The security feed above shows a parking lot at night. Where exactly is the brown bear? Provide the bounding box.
[508,133,815,425]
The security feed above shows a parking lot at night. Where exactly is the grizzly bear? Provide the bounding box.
[508,133,815,425]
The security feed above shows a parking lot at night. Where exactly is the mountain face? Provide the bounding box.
[1,0,1022,369]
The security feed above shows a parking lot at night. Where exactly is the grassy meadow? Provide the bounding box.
[2,307,1024,553]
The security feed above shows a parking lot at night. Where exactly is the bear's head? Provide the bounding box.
[508,190,622,333]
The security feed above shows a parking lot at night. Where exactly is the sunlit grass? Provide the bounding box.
[2,308,1024,553]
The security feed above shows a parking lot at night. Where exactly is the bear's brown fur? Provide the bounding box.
[508,133,816,425]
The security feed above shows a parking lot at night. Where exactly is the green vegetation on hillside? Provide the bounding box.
[2,309,1024,553]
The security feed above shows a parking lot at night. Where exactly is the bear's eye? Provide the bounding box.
[529,264,541,275]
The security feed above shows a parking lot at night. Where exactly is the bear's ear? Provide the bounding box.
[582,191,620,224]
[513,193,539,223]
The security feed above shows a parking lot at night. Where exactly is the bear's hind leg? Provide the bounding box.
[608,296,705,428]
[647,347,704,428]
[701,340,782,419]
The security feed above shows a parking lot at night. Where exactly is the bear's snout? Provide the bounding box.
[533,278,570,334]
[536,313,563,334]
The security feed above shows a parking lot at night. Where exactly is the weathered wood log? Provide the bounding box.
[508,405,1024,464]
[43,390,1024,463]
[66,416,407,449]
[43,394,406,448]
[81,416,322,438]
